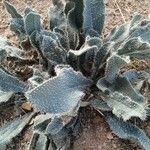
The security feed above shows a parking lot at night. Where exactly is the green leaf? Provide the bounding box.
[45,116,79,149]
[114,76,144,103]
[65,0,83,31]
[107,92,147,121]
[90,98,111,111]
[10,18,25,34]
[94,42,112,70]
[39,34,67,64]
[0,36,24,58]
[97,55,127,87]
[83,0,105,35]
[26,66,91,114]
[45,117,69,149]
[117,37,150,59]
[0,90,14,109]
[4,1,22,18]
[0,68,28,93]
[106,15,141,43]
[104,112,150,150]
[49,0,66,30]
[29,132,49,150]
[25,12,42,36]
[33,114,52,133]
[4,1,25,36]
[0,113,34,149]
[24,6,34,16]
[129,21,150,43]
[104,55,127,83]
[122,69,149,81]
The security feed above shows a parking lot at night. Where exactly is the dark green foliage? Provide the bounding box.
[4,1,22,18]
[2,0,150,149]
[0,91,14,109]
[4,1,26,40]
[0,113,34,149]
[83,0,105,35]
[0,36,24,60]
[104,112,150,150]
[90,98,111,111]
[65,0,83,31]
[29,133,49,150]
[25,12,42,36]
[0,68,28,93]
[26,66,91,114]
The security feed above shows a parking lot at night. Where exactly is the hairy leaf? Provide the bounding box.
[25,12,42,36]
[29,132,49,150]
[0,36,24,58]
[4,1,26,38]
[46,117,69,149]
[0,91,13,109]
[104,112,150,150]
[0,113,34,149]
[114,76,144,103]
[104,55,127,83]
[65,0,83,31]
[83,0,105,35]
[26,66,91,114]
[46,116,79,149]
[97,55,127,89]
[129,22,150,43]
[4,1,22,18]
[0,68,28,93]
[24,6,34,16]
[49,0,66,30]
[39,34,67,64]
[106,15,140,43]
[118,37,150,59]
[90,98,111,111]
[107,92,147,120]
[122,69,149,81]
[33,114,52,133]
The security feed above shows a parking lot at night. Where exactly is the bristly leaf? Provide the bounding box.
[105,14,141,43]
[0,90,14,109]
[118,37,150,59]
[0,36,24,59]
[45,116,79,149]
[26,65,91,115]
[90,98,111,111]
[96,55,128,93]
[25,12,42,36]
[49,0,66,30]
[0,113,34,149]
[65,0,83,31]
[45,117,68,149]
[29,132,49,150]
[122,69,149,81]
[83,0,105,35]
[4,1,26,38]
[33,114,52,133]
[104,55,127,83]
[39,34,67,64]
[104,112,150,150]
[4,1,22,18]
[107,92,147,121]
[24,6,34,16]
[0,68,28,93]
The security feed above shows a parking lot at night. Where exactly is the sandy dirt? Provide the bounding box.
[0,0,150,150]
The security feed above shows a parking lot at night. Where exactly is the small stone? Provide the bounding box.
[21,102,32,111]
[107,132,114,140]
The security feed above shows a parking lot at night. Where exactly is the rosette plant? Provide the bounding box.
[0,0,150,149]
